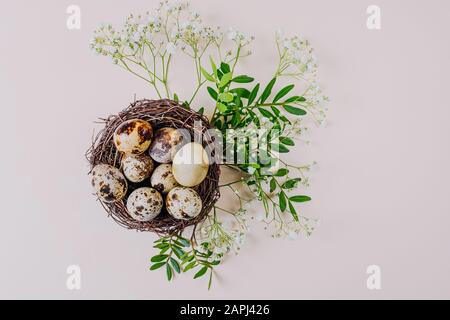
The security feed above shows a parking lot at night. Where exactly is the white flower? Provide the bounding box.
[288,231,298,240]
[247,167,256,174]
[227,28,237,41]
[132,31,141,42]
[166,42,177,55]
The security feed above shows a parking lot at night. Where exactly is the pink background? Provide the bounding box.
[1,0,450,299]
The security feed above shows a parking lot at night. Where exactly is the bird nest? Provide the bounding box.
[86,99,221,236]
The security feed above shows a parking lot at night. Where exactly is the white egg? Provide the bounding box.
[121,153,154,183]
[150,163,178,194]
[114,119,153,154]
[148,127,185,163]
[172,142,209,187]
[166,187,202,220]
[126,187,163,222]
[91,164,128,202]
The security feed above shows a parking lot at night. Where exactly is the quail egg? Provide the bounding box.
[172,142,209,187]
[126,187,163,222]
[148,127,185,163]
[114,119,153,154]
[91,164,128,202]
[121,153,154,183]
[166,187,202,220]
[150,163,178,194]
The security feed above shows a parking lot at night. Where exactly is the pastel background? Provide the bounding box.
[1,0,449,299]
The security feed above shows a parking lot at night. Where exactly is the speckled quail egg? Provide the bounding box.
[126,187,163,222]
[91,164,128,202]
[150,163,178,194]
[148,127,185,163]
[114,119,153,154]
[166,187,202,220]
[172,142,209,187]
[121,153,154,183]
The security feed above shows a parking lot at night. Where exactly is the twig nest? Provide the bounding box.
[126,187,163,221]
[86,99,221,235]
[149,127,185,163]
[150,163,178,194]
[121,153,154,183]
[166,187,202,220]
[91,164,127,202]
[172,142,209,187]
[114,119,153,154]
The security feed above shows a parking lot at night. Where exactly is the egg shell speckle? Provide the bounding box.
[121,153,154,183]
[126,187,163,222]
[148,127,185,163]
[166,187,202,220]
[91,164,128,202]
[114,119,153,154]
[150,163,178,194]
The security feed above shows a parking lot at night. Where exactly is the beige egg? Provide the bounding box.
[148,127,185,163]
[166,187,202,220]
[172,142,209,187]
[121,153,154,183]
[114,119,153,154]
[91,164,127,202]
[150,163,178,194]
[126,187,163,222]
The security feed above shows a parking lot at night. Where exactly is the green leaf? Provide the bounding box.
[273,84,295,103]
[198,107,204,115]
[166,264,173,281]
[274,168,289,176]
[194,266,208,279]
[184,261,197,272]
[284,96,306,103]
[229,88,250,99]
[150,254,168,263]
[201,66,215,82]
[220,62,231,73]
[258,107,275,119]
[149,262,166,270]
[172,247,185,260]
[289,195,312,202]
[260,78,276,103]
[283,105,307,116]
[280,136,295,146]
[272,143,289,153]
[217,102,228,113]
[281,178,301,189]
[219,92,234,103]
[173,93,179,102]
[209,56,218,78]
[248,83,260,105]
[270,178,277,193]
[208,269,213,290]
[232,75,254,83]
[219,72,232,88]
[207,86,218,100]
[279,192,287,212]
[176,237,191,247]
[170,257,181,273]
[288,201,299,221]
